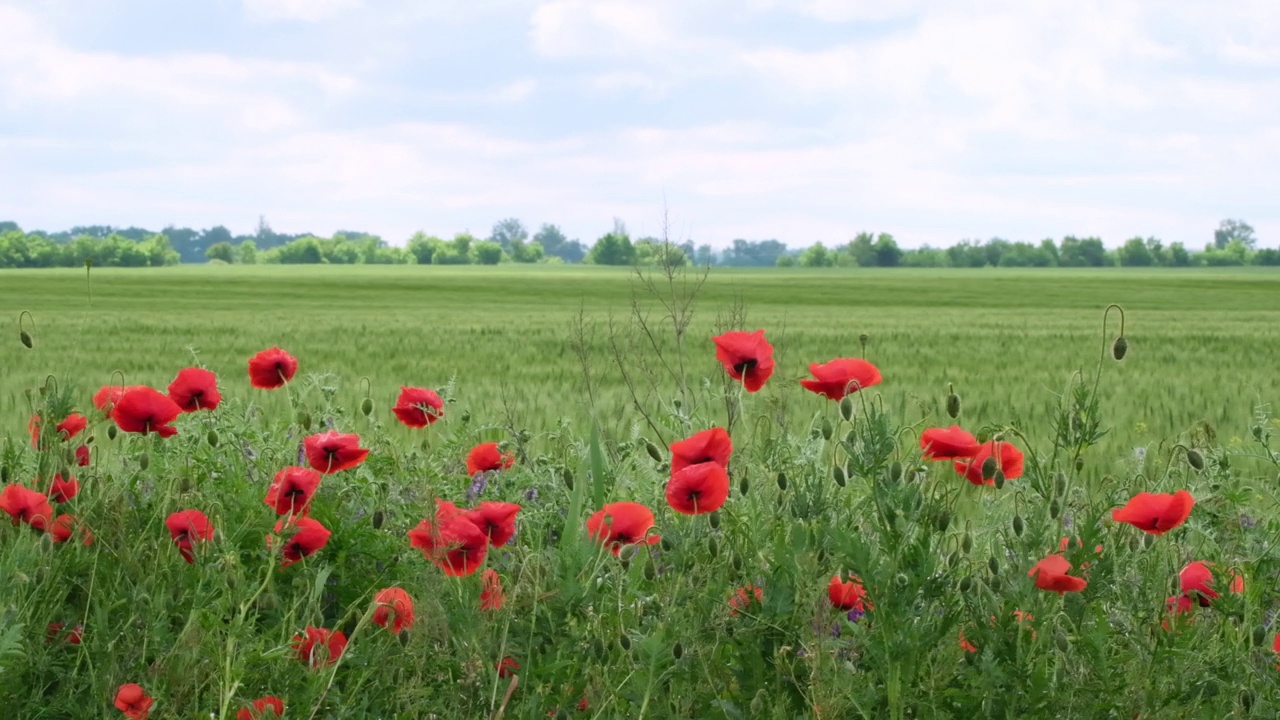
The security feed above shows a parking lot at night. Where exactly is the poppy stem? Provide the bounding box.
[489,675,519,720]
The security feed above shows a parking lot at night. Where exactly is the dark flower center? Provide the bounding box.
[614,532,632,543]
[732,359,757,373]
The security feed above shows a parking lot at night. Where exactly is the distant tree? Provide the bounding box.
[407,232,441,264]
[1144,237,1167,266]
[1168,242,1190,267]
[902,246,948,267]
[775,253,796,267]
[721,239,788,266]
[451,233,476,258]
[1038,238,1059,265]
[472,241,504,265]
[872,233,902,267]
[846,232,877,267]
[1117,237,1154,266]
[694,244,715,266]
[587,232,635,265]
[0,221,18,233]
[1058,236,1108,267]
[533,224,567,257]
[236,240,258,264]
[1214,219,1256,250]
[205,241,235,263]
[490,218,528,252]
[945,240,987,268]
[1253,248,1280,266]
[798,242,834,267]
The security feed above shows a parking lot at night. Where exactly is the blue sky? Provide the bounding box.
[1,0,1276,249]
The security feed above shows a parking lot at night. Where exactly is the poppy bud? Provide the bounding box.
[672,642,684,660]
[645,440,662,462]
[820,418,833,441]
[988,556,999,576]
[839,396,854,422]
[20,329,35,349]
[107,425,118,441]
[298,411,313,431]
[372,510,385,529]
[889,461,903,482]
[1074,458,1083,472]
[461,410,471,425]
[1252,625,1266,646]
[1048,499,1060,519]
[934,511,951,532]
[750,690,766,716]
[1240,689,1254,712]
[661,537,674,552]
[946,393,961,418]
[776,471,788,491]
[644,563,656,581]
[1251,424,1264,441]
[619,634,631,651]
[992,470,1005,490]
[707,537,719,558]
[981,456,997,480]
[673,398,682,409]
[1186,449,1204,470]
[1054,471,1067,495]
[361,397,374,416]
[138,454,149,471]
[845,429,857,444]
[833,466,846,487]
[962,533,973,554]
[1012,515,1024,536]
[815,547,827,564]
[959,576,972,592]
[894,573,908,588]
[858,333,869,347]
[731,554,743,573]
[179,477,193,493]
[946,550,959,568]
[561,467,574,490]
[709,511,721,530]
[1054,631,1069,653]
[207,429,219,447]
[1111,336,1128,361]
[1142,533,1155,549]
[0,465,7,483]
[738,472,749,497]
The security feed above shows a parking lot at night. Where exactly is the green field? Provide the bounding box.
[3,265,1277,456]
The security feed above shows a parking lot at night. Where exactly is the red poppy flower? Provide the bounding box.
[800,358,882,401]
[30,413,88,447]
[166,509,214,564]
[292,626,347,668]
[111,387,182,438]
[237,697,285,720]
[958,630,977,653]
[670,427,733,474]
[467,442,514,475]
[93,384,146,413]
[263,466,322,516]
[248,346,298,389]
[1230,570,1244,594]
[954,440,1025,486]
[497,656,520,678]
[464,502,521,547]
[827,574,873,612]
[408,506,490,577]
[1273,631,1280,655]
[728,585,764,616]
[46,473,79,503]
[920,426,980,460]
[1162,594,1195,632]
[392,386,445,428]
[1111,490,1194,535]
[76,445,90,466]
[712,330,775,392]
[481,568,505,611]
[1179,561,1219,606]
[666,461,730,515]
[114,683,154,720]
[586,501,661,556]
[0,484,53,530]
[167,367,221,412]
[372,587,415,634]
[51,513,94,545]
[46,622,83,644]
[303,431,369,474]
[1026,554,1087,595]
[270,516,332,568]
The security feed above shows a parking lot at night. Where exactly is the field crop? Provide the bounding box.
[0,264,1278,718]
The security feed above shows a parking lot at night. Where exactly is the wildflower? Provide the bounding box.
[800,358,882,401]
[247,346,298,389]
[827,574,873,613]
[372,587,415,634]
[114,683,154,719]
[303,431,369,474]
[464,502,521,547]
[271,516,332,568]
[1179,561,1219,607]
[76,445,90,466]
[1230,570,1244,594]
[920,426,981,460]
[51,513,93,545]
[112,387,182,437]
[1162,594,1195,632]
[711,329,775,392]
[0,484,53,530]
[481,569,505,610]
[670,427,733,474]
[408,502,489,576]
[497,657,519,678]
[1111,490,1194,535]
[46,473,79,503]
[263,466,322,516]
[165,509,214,564]
[392,386,445,428]
[586,501,660,556]
[1026,554,1087,594]
[955,440,1024,486]
[237,697,285,720]
[728,585,764,615]
[92,384,146,412]
[292,626,347,668]
[666,461,730,515]
[29,412,88,447]
[467,442,514,475]
[958,630,977,653]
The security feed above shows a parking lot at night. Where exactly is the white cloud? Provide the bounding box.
[241,0,363,23]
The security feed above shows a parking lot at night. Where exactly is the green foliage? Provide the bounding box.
[205,241,235,264]
[472,241,504,265]
[586,232,635,266]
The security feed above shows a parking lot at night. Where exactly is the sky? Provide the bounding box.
[1,0,1277,250]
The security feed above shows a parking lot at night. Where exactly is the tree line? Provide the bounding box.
[0,217,1274,269]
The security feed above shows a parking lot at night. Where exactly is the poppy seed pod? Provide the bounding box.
[993,470,1006,490]
[1186,449,1205,470]
[1111,336,1128,361]
[776,471,788,491]
[107,425,118,441]
[360,397,374,416]
[946,393,961,418]
[20,331,33,349]
[981,456,998,480]
[1012,515,1024,536]
[833,466,847,487]
[839,396,854,422]
[207,429,219,447]
[645,440,662,462]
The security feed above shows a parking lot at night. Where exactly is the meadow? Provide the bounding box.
[1,264,1278,718]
